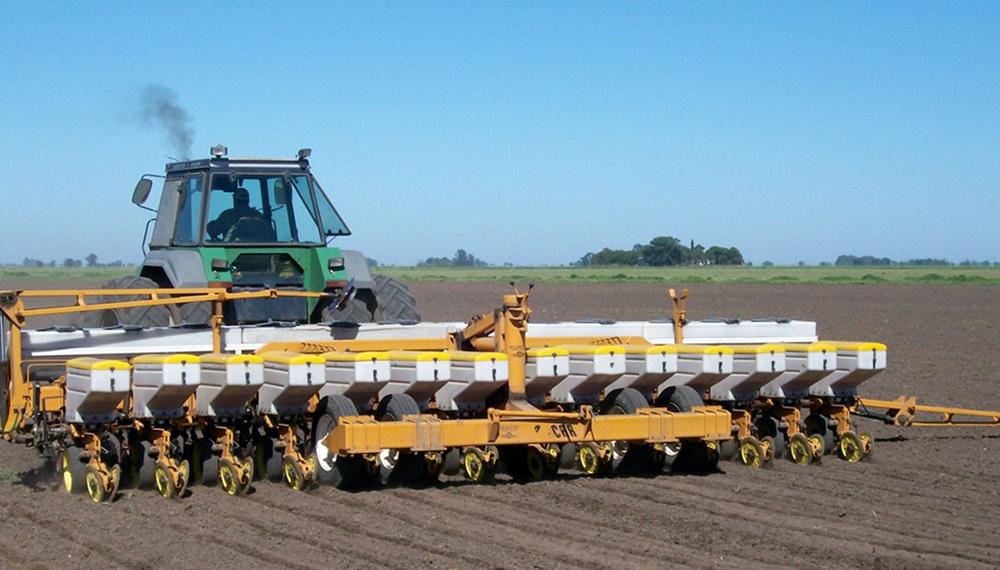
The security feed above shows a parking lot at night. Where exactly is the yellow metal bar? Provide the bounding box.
[6,288,335,320]
[2,318,25,436]
[488,408,587,421]
[857,396,1000,427]
[326,406,732,454]
[14,288,329,298]
[526,336,653,348]
[256,338,450,355]
[670,287,688,344]
[498,291,530,403]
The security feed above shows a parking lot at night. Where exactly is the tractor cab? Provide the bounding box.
[143,146,350,249]
[130,146,375,325]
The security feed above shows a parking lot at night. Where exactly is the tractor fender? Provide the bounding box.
[139,250,209,288]
[342,250,375,292]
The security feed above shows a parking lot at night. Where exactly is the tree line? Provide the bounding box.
[417,249,491,268]
[834,255,997,267]
[22,254,127,268]
[576,236,744,267]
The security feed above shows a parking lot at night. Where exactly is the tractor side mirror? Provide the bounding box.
[132,179,153,206]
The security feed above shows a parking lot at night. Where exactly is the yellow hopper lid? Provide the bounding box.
[66,357,131,371]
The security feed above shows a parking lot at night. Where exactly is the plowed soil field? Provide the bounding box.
[1,282,998,570]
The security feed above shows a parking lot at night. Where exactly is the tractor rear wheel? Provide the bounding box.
[372,275,421,323]
[74,276,174,328]
[322,298,373,324]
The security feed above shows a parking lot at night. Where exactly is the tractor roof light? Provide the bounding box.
[297,148,312,160]
[211,145,228,158]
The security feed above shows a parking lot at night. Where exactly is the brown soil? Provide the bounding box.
[1,283,999,570]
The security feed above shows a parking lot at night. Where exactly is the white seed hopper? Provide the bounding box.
[258,352,325,416]
[195,353,264,417]
[64,357,131,424]
[709,344,786,402]
[759,343,837,399]
[379,351,451,409]
[320,351,391,412]
[132,354,201,419]
[436,351,508,412]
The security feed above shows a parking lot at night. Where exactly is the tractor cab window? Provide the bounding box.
[205,174,274,243]
[203,172,336,244]
[172,174,205,245]
[312,180,350,238]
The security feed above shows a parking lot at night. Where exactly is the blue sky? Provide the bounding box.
[1,2,997,266]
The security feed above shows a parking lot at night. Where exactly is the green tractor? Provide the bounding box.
[82,145,418,327]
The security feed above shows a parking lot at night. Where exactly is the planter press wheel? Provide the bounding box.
[219,457,253,496]
[787,432,814,466]
[738,436,766,469]
[838,430,864,463]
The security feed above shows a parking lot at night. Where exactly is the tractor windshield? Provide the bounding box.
[203,172,349,244]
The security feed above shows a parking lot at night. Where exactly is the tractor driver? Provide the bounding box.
[207,187,268,241]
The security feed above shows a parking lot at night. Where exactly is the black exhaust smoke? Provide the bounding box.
[138,83,194,160]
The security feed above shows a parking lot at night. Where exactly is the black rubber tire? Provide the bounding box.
[718,437,739,461]
[602,387,648,415]
[656,385,704,411]
[102,434,123,474]
[377,393,421,422]
[656,385,704,468]
[377,394,429,486]
[253,436,284,482]
[61,445,87,494]
[559,444,577,470]
[95,276,173,327]
[442,448,462,476]
[372,275,421,323]
[671,441,718,474]
[191,438,219,486]
[312,395,365,489]
[70,308,108,329]
[602,388,658,475]
[805,413,836,455]
[322,298,373,324]
[756,416,786,459]
[391,453,442,487]
[501,445,533,482]
[135,440,157,489]
[178,301,212,325]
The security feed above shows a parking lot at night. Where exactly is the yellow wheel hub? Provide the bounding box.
[283,455,306,491]
[526,447,547,480]
[859,432,874,458]
[463,449,485,482]
[85,468,104,503]
[838,431,864,463]
[578,444,600,475]
[219,459,238,495]
[738,437,763,469]
[154,464,175,499]
[787,433,811,466]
